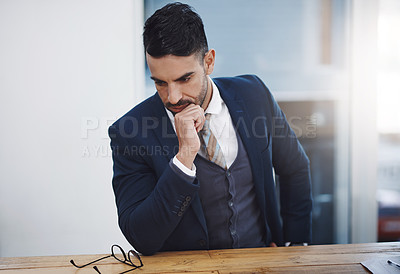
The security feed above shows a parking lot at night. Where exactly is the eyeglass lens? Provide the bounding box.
[128,250,143,267]
[112,244,127,263]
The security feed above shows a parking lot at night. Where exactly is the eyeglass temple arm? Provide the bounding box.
[70,254,112,268]
[93,264,141,274]
[93,265,101,274]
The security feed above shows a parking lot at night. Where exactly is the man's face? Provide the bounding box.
[146,51,215,114]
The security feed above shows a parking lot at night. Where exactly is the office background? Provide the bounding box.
[0,0,399,257]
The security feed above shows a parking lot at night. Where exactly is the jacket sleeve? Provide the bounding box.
[254,75,313,244]
[109,124,200,255]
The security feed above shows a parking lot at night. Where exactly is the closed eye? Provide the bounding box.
[175,72,194,83]
[179,77,191,82]
[154,80,166,86]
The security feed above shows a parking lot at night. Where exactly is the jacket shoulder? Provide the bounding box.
[214,74,270,94]
[213,74,272,102]
[213,74,262,86]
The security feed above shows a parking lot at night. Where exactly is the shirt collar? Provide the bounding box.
[205,77,223,115]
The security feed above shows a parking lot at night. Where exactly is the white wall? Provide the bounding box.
[0,0,145,257]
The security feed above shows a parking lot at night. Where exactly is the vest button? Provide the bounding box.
[198,239,206,247]
[226,170,231,177]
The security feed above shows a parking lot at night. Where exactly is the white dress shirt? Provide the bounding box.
[166,77,238,176]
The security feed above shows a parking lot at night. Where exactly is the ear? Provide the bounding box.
[203,49,215,75]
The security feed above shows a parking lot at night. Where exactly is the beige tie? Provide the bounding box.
[199,113,227,169]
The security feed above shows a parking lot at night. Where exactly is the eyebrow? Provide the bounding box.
[150,72,195,83]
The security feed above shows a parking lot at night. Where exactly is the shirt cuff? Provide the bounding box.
[172,156,196,177]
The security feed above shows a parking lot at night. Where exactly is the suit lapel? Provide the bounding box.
[215,80,267,214]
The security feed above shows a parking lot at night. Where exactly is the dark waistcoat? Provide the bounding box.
[194,132,266,249]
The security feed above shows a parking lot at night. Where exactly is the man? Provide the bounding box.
[109,2,312,256]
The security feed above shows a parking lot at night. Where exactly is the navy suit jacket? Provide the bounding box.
[109,75,312,255]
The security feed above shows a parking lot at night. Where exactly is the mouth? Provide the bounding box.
[168,104,189,113]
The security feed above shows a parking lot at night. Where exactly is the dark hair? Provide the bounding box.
[143,2,208,59]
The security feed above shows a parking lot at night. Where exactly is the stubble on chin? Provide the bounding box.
[165,75,209,114]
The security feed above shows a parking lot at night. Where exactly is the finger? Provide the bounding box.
[175,104,205,131]
[175,104,197,118]
[179,104,203,121]
[193,109,205,132]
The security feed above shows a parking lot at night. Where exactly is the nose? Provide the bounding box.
[167,84,182,105]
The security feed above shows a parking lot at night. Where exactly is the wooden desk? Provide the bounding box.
[1,242,399,273]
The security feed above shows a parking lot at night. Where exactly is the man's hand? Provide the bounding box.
[174,104,205,169]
